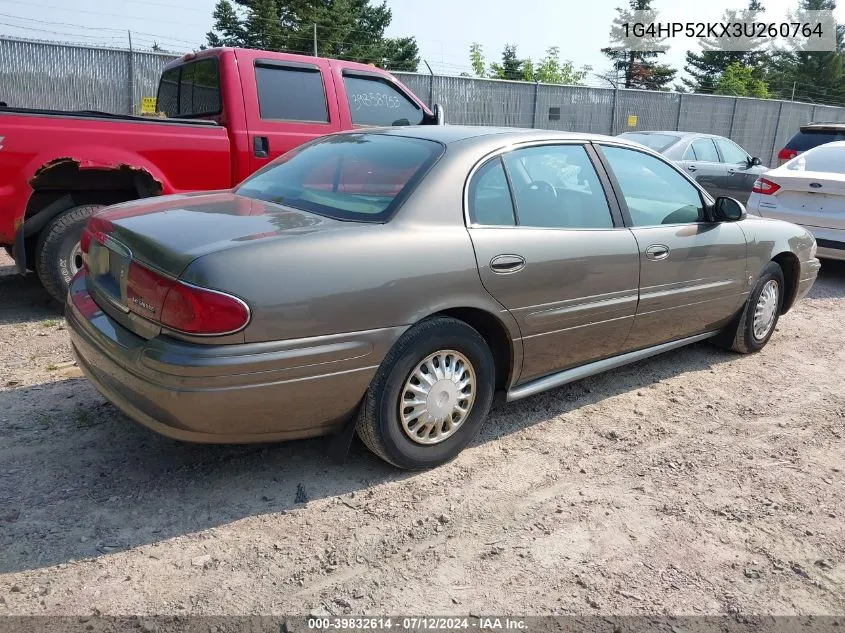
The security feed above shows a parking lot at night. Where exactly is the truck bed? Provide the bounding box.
[0,106,220,126]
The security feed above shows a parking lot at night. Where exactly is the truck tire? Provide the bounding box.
[35,204,103,304]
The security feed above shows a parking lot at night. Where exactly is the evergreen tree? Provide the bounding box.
[601,0,676,90]
[683,0,766,93]
[489,45,528,80]
[765,0,844,104]
[206,0,419,71]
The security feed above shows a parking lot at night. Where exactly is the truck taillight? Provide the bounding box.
[126,261,250,336]
[777,148,798,166]
[752,178,781,195]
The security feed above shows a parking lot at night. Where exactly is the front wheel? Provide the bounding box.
[34,204,103,304]
[356,316,495,470]
[720,261,785,354]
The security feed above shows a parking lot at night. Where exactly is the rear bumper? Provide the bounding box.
[66,274,403,443]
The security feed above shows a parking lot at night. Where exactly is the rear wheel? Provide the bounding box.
[356,316,495,470]
[35,204,103,303]
[719,261,784,354]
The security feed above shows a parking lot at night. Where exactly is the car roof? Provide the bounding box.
[801,122,845,130]
[355,125,645,148]
[619,130,723,140]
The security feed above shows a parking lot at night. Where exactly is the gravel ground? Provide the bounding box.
[0,251,843,617]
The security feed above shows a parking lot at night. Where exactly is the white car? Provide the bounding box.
[747,141,845,261]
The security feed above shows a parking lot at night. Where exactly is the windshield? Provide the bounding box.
[618,132,681,153]
[236,134,444,222]
[786,144,845,174]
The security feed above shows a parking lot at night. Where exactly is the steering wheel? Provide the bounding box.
[525,180,557,198]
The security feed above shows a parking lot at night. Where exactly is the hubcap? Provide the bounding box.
[68,242,83,277]
[399,350,476,445]
[753,279,779,340]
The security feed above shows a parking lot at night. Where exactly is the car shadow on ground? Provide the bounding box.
[0,260,843,575]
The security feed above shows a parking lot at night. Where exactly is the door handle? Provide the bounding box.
[645,244,670,261]
[687,165,697,172]
[727,168,737,174]
[253,136,270,158]
[490,254,525,274]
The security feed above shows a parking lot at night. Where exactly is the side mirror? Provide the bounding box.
[749,156,763,167]
[433,103,445,125]
[714,196,747,222]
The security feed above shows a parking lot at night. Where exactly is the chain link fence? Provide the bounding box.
[3,36,845,165]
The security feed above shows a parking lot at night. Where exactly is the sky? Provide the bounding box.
[1,0,843,86]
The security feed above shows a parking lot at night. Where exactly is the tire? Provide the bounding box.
[719,261,785,354]
[34,204,103,304]
[356,316,496,470]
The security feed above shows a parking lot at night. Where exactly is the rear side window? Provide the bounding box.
[469,159,516,226]
[689,138,720,162]
[156,59,221,118]
[255,64,329,122]
[343,75,424,127]
[787,145,845,173]
[787,129,845,152]
[236,133,443,222]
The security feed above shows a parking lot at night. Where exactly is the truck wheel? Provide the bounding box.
[35,204,103,303]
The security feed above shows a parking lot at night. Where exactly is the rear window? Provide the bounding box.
[618,133,680,153]
[156,58,221,118]
[236,133,443,222]
[786,144,845,174]
[786,128,845,152]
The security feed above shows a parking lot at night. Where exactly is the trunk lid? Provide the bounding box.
[83,192,347,338]
[762,171,845,229]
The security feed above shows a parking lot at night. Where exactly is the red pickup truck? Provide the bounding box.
[0,47,441,302]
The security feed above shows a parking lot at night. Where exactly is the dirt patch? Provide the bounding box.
[0,251,843,616]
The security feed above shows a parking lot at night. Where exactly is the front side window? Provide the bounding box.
[601,145,705,226]
[715,139,749,164]
[343,75,424,127]
[690,138,720,163]
[504,145,614,229]
[468,159,516,226]
[236,134,443,222]
[255,64,328,122]
[156,59,221,118]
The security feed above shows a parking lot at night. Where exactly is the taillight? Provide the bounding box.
[126,261,250,336]
[79,215,113,271]
[777,148,798,165]
[752,177,781,195]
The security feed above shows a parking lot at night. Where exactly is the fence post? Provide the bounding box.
[127,30,135,115]
[610,87,619,136]
[728,97,739,140]
[532,81,539,129]
[770,100,785,165]
[675,93,684,130]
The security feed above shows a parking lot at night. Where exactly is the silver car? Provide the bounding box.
[617,131,768,203]
[67,126,820,470]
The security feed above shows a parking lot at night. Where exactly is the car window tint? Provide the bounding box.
[602,145,705,226]
[503,145,613,229]
[157,67,179,117]
[716,139,749,164]
[787,130,845,151]
[255,64,329,122]
[787,145,845,174]
[236,134,442,222]
[468,159,516,226]
[683,143,697,161]
[690,138,719,163]
[343,75,424,126]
